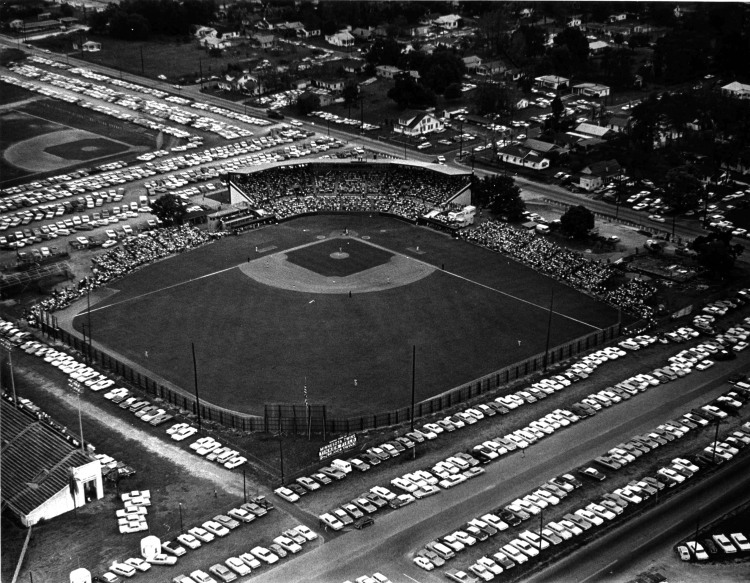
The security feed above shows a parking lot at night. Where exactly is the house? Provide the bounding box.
[516,97,530,109]
[203,36,229,50]
[433,14,461,29]
[376,65,402,79]
[609,13,629,22]
[534,75,569,91]
[292,79,312,90]
[9,19,64,34]
[477,60,505,76]
[577,159,622,191]
[81,41,101,52]
[1,400,104,527]
[462,55,482,72]
[574,122,611,139]
[722,149,750,175]
[325,31,355,48]
[194,26,217,39]
[588,40,610,54]
[313,77,345,92]
[573,82,610,98]
[497,144,550,170]
[308,89,334,107]
[409,24,431,37]
[522,138,562,155]
[567,17,583,28]
[250,33,275,49]
[340,59,366,74]
[607,115,631,133]
[722,81,750,100]
[395,111,445,136]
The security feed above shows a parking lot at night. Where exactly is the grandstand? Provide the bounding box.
[223,160,473,227]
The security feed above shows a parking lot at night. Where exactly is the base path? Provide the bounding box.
[240,235,436,294]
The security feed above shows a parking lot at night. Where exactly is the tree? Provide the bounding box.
[560,205,595,239]
[444,83,462,100]
[366,38,401,67]
[553,27,589,73]
[417,49,465,95]
[550,95,564,128]
[150,193,187,226]
[387,75,436,109]
[342,80,359,105]
[473,175,526,221]
[692,232,742,278]
[296,92,321,115]
[662,167,702,213]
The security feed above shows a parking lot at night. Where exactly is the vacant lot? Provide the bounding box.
[74,214,618,418]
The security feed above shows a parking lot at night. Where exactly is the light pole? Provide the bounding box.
[0,338,17,406]
[178,502,184,533]
[67,379,85,452]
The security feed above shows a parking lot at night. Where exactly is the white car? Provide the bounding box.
[186,527,213,543]
[124,558,150,572]
[274,486,300,502]
[294,524,318,541]
[250,546,279,564]
[273,535,302,554]
[146,553,177,566]
[319,512,344,531]
[109,563,137,578]
[413,556,434,570]
[224,557,252,576]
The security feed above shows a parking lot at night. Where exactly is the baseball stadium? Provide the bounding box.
[68,160,621,431]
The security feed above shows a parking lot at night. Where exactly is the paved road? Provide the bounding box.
[252,355,750,583]
[530,452,750,583]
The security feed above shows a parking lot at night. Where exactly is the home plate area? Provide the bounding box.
[240,236,435,294]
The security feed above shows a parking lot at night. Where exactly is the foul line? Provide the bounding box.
[83,236,602,331]
[359,237,603,331]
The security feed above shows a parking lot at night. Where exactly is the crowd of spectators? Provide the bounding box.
[462,220,657,319]
[231,163,470,209]
[26,226,224,322]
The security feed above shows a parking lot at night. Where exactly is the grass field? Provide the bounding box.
[75,215,618,417]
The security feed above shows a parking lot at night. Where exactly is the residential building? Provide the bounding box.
[576,159,622,191]
[409,24,431,37]
[339,59,366,74]
[497,144,550,170]
[1,400,104,527]
[588,40,610,54]
[433,14,461,29]
[462,55,482,72]
[722,81,750,100]
[607,115,631,133]
[313,77,345,92]
[251,33,275,49]
[573,122,611,139]
[477,60,505,76]
[535,75,569,91]
[351,27,373,40]
[194,26,217,39]
[395,111,445,136]
[376,65,402,79]
[573,82,610,98]
[325,31,355,48]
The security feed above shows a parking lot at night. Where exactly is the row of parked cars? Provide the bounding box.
[410,327,750,576]
[677,531,750,562]
[102,387,174,427]
[185,435,247,470]
[279,342,638,505]
[421,392,750,581]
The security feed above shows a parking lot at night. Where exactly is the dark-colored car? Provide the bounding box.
[354,516,374,529]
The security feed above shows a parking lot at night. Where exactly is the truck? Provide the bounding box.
[447,205,476,227]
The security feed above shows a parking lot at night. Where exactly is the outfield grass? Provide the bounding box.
[76,215,618,417]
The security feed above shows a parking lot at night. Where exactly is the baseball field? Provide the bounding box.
[75,214,619,417]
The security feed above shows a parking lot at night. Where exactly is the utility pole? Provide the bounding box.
[67,380,85,451]
[410,345,416,432]
[278,430,285,485]
[86,284,92,364]
[543,288,555,372]
[191,342,202,431]
[140,45,145,75]
[178,503,184,533]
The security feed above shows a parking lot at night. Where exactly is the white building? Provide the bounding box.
[433,14,461,29]
[1,401,104,527]
[325,31,355,48]
[395,111,445,136]
[722,81,750,100]
[534,75,569,91]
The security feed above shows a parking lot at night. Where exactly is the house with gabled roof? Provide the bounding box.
[722,81,750,100]
[395,111,445,137]
[497,144,550,170]
[574,122,611,139]
[462,55,482,72]
[434,14,461,29]
[1,400,103,527]
[325,31,355,48]
[576,159,622,191]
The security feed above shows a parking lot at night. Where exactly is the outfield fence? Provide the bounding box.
[46,321,620,436]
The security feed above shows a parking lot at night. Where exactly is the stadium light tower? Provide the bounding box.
[191,342,202,432]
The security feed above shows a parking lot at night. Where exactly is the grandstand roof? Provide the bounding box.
[1,400,94,519]
[229,158,472,178]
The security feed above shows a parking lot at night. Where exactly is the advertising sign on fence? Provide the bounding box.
[319,434,356,461]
